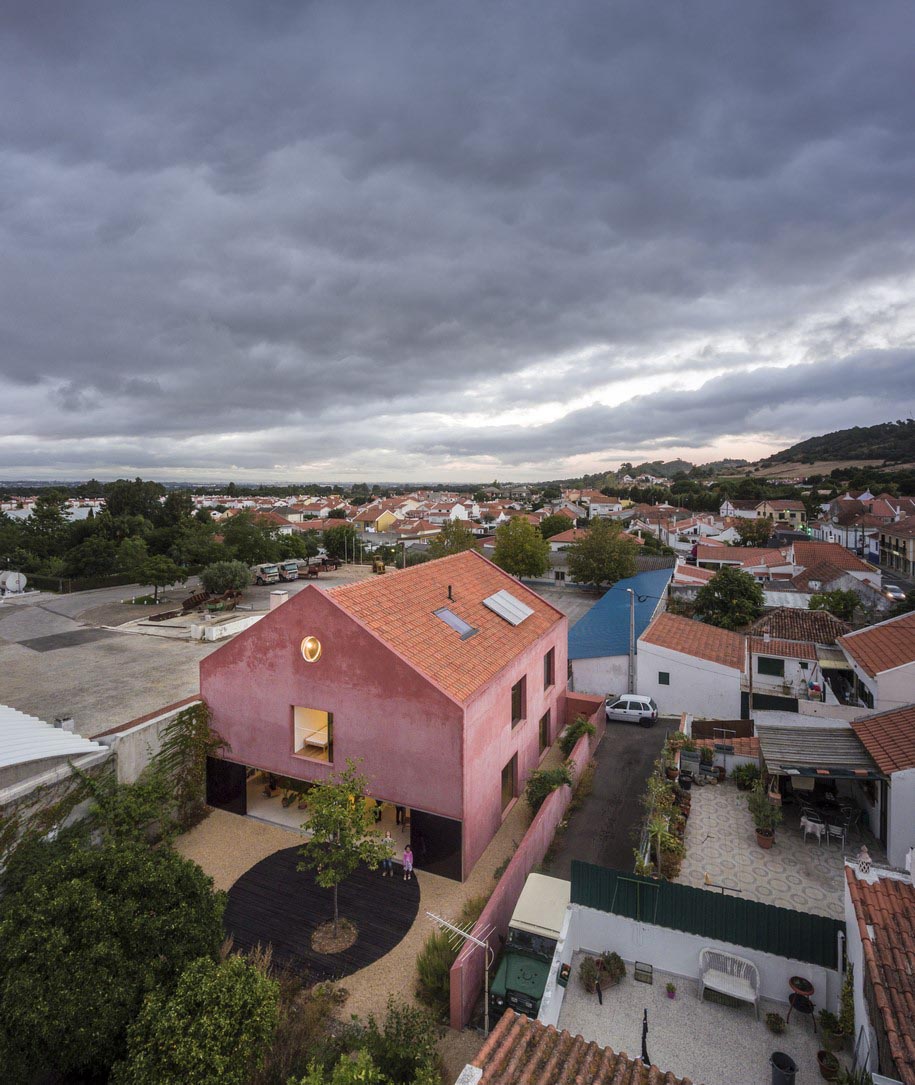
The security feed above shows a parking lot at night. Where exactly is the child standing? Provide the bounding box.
[403,845,414,881]
[381,831,394,877]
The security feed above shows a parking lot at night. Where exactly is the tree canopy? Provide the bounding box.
[810,589,859,623]
[200,559,252,594]
[492,517,549,578]
[426,518,477,559]
[694,566,764,630]
[735,517,774,546]
[0,837,225,1080]
[566,519,638,588]
[112,955,279,1085]
[538,513,574,539]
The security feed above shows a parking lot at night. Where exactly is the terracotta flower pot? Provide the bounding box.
[817,1049,840,1080]
[756,828,775,850]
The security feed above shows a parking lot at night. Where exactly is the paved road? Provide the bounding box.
[542,718,670,878]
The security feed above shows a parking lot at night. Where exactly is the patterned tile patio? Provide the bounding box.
[675,781,884,920]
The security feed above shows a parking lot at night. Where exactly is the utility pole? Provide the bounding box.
[626,588,635,693]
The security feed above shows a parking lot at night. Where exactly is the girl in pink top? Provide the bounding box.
[403,845,414,881]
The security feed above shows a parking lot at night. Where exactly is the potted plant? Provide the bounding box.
[731,764,760,791]
[747,780,782,848]
[765,1012,786,1034]
[579,956,599,993]
[819,1009,844,1051]
[599,951,626,986]
[665,981,676,999]
[817,1049,840,1080]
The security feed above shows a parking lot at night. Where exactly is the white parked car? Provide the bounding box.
[606,695,659,728]
[883,583,906,602]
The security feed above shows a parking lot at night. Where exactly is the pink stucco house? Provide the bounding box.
[200,550,568,879]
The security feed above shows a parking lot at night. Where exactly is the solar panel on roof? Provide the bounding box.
[482,589,534,626]
[434,607,478,639]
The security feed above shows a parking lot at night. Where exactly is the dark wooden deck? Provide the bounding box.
[223,846,420,980]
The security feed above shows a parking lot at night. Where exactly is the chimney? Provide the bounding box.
[448,585,453,601]
[54,716,75,732]
[270,590,288,611]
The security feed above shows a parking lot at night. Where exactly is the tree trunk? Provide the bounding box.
[333,882,338,937]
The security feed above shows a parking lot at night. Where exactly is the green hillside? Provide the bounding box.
[760,419,915,465]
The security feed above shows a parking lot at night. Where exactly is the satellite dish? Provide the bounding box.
[0,570,27,594]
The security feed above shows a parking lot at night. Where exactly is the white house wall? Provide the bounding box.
[887,767,915,870]
[637,642,743,718]
[876,661,915,713]
[570,655,629,699]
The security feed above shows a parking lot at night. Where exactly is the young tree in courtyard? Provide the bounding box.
[695,566,764,630]
[297,760,389,936]
[810,589,859,623]
[566,518,638,589]
[492,517,549,578]
[426,519,476,559]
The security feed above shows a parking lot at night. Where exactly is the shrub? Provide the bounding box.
[524,763,574,812]
[731,763,760,791]
[415,896,487,1020]
[579,956,599,992]
[361,998,443,1085]
[599,952,626,985]
[559,714,596,757]
[200,560,252,595]
[765,1012,786,1034]
[747,780,782,832]
[111,955,279,1085]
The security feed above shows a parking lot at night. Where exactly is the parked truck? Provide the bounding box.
[277,559,300,582]
[250,562,280,585]
[489,873,570,1021]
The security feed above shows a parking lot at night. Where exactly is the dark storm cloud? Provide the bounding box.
[0,1,913,476]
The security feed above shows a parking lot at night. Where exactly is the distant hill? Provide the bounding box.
[759,419,915,466]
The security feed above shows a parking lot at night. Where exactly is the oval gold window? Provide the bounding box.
[300,636,322,663]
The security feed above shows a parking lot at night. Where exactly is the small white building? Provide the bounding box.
[851,704,915,871]
[838,610,915,712]
[637,612,746,718]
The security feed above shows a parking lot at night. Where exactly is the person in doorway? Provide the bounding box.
[381,831,395,877]
[395,805,406,827]
[402,845,414,881]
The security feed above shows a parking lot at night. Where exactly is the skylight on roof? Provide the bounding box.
[434,607,478,640]
[482,589,534,626]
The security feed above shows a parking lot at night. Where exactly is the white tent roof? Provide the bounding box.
[0,704,104,770]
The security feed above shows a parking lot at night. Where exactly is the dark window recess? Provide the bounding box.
[658,672,670,686]
[501,755,518,812]
[206,757,247,815]
[511,677,527,726]
[539,711,551,753]
[758,657,785,678]
[543,648,555,689]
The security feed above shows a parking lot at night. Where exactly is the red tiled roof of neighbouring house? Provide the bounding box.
[852,704,915,775]
[790,560,850,592]
[760,499,806,511]
[550,527,590,544]
[641,612,746,671]
[327,550,564,702]
[471,1010,693,1085]
[838,610,915,677]
[291,517,351,532]
[673,564,716,584]
[792,540,877,574]
[844,868,915,1085]
[749,636,818,661]
[253,510,294,528]
[694,736,760,758]
[881,517,915,540]
[749,608,851,644]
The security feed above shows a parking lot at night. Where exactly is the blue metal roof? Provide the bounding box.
[568,568,672,661]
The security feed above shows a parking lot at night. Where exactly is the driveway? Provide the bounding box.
[542,719,670,877]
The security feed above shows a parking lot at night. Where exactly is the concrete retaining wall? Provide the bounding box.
[96,697,201,784]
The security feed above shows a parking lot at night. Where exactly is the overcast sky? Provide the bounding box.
[2,2,913,483]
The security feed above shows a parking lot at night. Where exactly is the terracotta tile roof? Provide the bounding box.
[844,868,915,1085]
[694,736,760,757]
[881,517,915,540]
[327,550,564,702]
[749,608,850,644]
[749,636,818,660]
[760,499,806,511]
[839,610,915,677]
[472,1010,693,1085]
[792,540,876,573]
[790,560,850,592]
[292,517,351,532]
[852,704,915,775]
[673,564,716,584]
[640,612,746,671]
[550,527,590,544]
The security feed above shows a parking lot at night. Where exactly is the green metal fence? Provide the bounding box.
[571,861,843,969]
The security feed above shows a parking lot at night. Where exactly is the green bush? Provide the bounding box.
[524,763,574,813]
[200,560,252,594]
[111,955,279,1085]
[731,763,760,790]
[361,998,442,1085]
[415,896,487,1020]
[559,714,596,757]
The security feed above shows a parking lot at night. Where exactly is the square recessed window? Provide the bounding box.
[294,707,333,763]
[658,672,670,686]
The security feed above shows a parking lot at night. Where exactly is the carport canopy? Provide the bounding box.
[757,723,884,780]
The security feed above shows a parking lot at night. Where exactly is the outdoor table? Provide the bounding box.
[787,992,817,1031]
